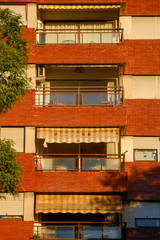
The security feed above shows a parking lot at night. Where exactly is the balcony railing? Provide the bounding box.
[34,222,126,239]
[35,154,125,172]
[35,86,124,107]
[36,28,123,45]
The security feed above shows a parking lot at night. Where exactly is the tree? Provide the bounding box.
[0,8,30,114]
[0,8,30,195]
[0,139,23,196]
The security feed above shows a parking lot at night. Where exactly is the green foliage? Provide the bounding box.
[0,8,30,114]
[33,234,41,239]
[0,139,23,195]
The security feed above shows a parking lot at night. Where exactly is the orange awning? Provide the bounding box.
[36,195,122,214]
[37,128,119,147]
[38,5,120,10]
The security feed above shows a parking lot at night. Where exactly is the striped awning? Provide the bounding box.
[48,64,118,68]
[38,5,120,10]
[36,195,122,214]
[37,128,119,147]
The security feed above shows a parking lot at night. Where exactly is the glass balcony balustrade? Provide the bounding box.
[35,86,124,107]
[34,222,126,239]
[36,28,123,45]
[34,154,125,172]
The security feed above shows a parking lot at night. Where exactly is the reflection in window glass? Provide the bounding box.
[83,158,101,170]
[57,227,74,239]
[82,94,101,105]
[56,158,75,170]
[41,158,55,170]
[103,227,121,239]
[102,158,120,171]
[41,226,55,239]
[84,226,102,239]
[134,149,157,161]
[136,218,160,227]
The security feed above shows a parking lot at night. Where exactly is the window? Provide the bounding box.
[134,149,157,161]
[1,127,25,152]
[0,216,22,221]
[135,218,160,228]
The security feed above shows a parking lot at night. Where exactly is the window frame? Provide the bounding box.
[135,218,160,228]
[134,149,158,162]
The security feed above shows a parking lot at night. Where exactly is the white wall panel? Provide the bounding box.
[123,202,135,228]
[122,75,132,99]
[132,17,155,39]
[0,5,26,25]
[27,3,37,28]
[135,202,160,218]
[121,136,133,162]
[119,16,132,39]
[27,64,36,88]
[24,192,34,221]
[25,127,35,153]
[0,194,24,215]
[1,127,24,152]
[132,76,157,99]
[133,137,158,149]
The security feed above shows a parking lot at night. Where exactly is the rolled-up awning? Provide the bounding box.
[38,5,120,10]
[36,195,122,214]
[37,128,119,147]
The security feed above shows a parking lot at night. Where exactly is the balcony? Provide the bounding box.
[34,222,126,239]
[35,86,124,107]
[35,153,125,172]
[36,28,123,45]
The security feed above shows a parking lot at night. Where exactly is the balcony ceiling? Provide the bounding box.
[40,9,119,21]
[44,66,120,80]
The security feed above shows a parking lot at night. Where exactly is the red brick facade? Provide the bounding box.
[0,1,160,239]
[126,162,160,201]
[127,228,160,240]
[22,29,160,75]
[1,92,160,137]
[19,154,127,193]
[1,0,160,16]
[0,221,33,240]
[18,154,160,200]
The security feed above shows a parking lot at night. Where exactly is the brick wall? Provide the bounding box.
[127,228,160,240]
[19,154,127,193]
[0,90,126,127]
[125,40,160,75]
[0,221,33,240]
[124,0,160,16]
[125,99,160,136]
[22,29,160,75]
[126,162,160,201]
[1,0,160,16]
[2,92,160,136]
[17,154,160,200]
[29,43,126,65]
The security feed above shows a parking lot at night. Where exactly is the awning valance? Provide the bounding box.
[38,5,120,10]
[36,195,122,214]
[37,128,119,147]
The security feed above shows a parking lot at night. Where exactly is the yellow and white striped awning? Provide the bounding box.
[38,5,120,10]
[37,128,119,147]
[36,195,122,214]
[49,64,118,68]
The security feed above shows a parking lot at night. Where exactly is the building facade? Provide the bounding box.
[0,0,160,239]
